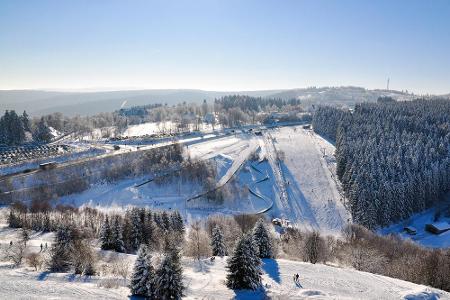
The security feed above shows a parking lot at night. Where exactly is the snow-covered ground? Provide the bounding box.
[56,134,267,219]
[2,259,447,300]
[0,222,447,300]
[267,127,350,235]
[122,121,220,137]
[380,207,450,249]
[4,126,352,234]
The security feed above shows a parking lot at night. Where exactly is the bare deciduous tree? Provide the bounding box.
[111,254,131,286]
[185,221,211,261]
[4,241,26,266]
[26,252,43,271]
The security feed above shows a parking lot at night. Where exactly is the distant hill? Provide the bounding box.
[0,89,280,116]
[268,86,419,106]
[0,87,443,116]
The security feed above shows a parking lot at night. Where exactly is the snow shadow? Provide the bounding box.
[129,296,146,300]
[232,288,268,300]
[262,259,281,284]
[66,274,77,282]
[65,273,92,282]
[281,164,319,227]
[37,271,50,281]
[192,259,212,273]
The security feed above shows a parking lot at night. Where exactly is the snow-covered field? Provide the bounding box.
[2,259,447,300]
[380,207,450,249]
[0,222,447,300]
[122,121,219,137]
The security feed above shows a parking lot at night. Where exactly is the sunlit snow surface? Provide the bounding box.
[53,127,350,235]
[0,220,448,300]
[380,207,450,249]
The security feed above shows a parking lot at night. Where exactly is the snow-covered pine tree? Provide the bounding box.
[33,117,52,143]
[42,214,51,232]
[21,111,31,132]
[211,225,227,257]
[154,249,184,300]
[161,211,171,231]
[49,226,73,272]
[100,215,113,250]
[252,219,273,258]
[112,215,125,253]
[171,211,185,234]
[130,245,155,297]
[226,233,262,290]
[122,212,133,252]
[130,209,143,251]
[7,210,21,228]
[143,210,155,249]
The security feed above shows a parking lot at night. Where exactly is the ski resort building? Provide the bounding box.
[425,222,450,235]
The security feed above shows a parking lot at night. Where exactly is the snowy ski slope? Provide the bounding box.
[267,126,350,234]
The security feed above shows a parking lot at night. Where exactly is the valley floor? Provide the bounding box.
[52,126,350,235]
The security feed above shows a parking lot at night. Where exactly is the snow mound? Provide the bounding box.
[296,289,329,297]
[402,288,442,300]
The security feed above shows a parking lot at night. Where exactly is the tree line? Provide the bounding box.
[17,95,306,141]
[312,99,450,228]
[4,203,450,294]
[0,110,52,145]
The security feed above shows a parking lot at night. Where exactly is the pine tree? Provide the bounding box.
[33,117,52,143]
[0,110,26,145]
[100,215,113,250]
[154,250,184,300]
[161,211,171,231]
[252,219,273,258]
[211,225,227,257]
[130,245,155,297]
[226,233,262,290]
[130,209,143,251]
[122,212,133,252]
[112,216,125,253]
[7,210,21,228]
[49,226,73,272]
[21,111,31,132]
[170,211,185,234]
[144,210,157,250]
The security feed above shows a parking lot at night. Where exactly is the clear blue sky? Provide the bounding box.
[1,0,449,94]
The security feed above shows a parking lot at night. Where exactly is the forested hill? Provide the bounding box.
[312,99,450,228]
[0,87,423,117]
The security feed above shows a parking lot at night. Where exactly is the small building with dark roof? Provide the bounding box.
[425,222,450,235]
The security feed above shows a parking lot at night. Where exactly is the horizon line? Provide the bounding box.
[0,86,444,95]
